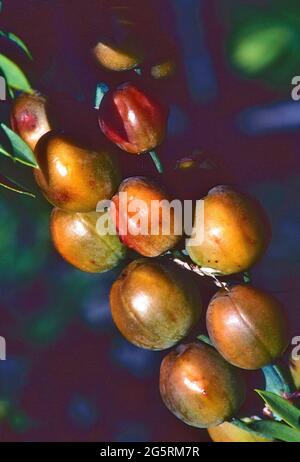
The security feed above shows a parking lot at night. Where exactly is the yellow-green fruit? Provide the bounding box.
[186,186,269,275]
[160,343,245,428]
[50,208,126,273]
[208,421,273,442]
[290,355,300,389]
[34,132,120,212]
[93,41,143,71]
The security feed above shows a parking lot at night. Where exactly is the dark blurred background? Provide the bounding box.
[0,0,299,442]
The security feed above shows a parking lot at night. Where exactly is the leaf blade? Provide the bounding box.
[0,31,32,59]
[1,123,38,168]
[0,173,35,197]
[247,419,300,442]
[256,389,300,430]
[0,54,31,92]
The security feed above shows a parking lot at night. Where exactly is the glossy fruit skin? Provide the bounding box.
[208,421,273,442]
[111,176,182,257]
[110,259,202,350]
[186,186,269,275]
[98,82,168,154]
[93,41,143,71]
[207,285,288,370]
[34,132,120,212]
[50,208,126,273]
[10,92,51,151]
[160,343,245,428]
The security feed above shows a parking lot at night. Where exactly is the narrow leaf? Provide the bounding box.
[262,364,291,395]
[0,143,13,160]
[1,124,38,168]
[197,335,213,346]
[0,54,31,91]
[246,419,300,442]
[256,390,300,430]
[0,31,32,59]
[0,173,35,197]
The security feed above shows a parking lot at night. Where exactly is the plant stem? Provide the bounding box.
[165,249,229,291]
[149,150,164,174]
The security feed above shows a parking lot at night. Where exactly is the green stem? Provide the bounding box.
[149,150,163,174]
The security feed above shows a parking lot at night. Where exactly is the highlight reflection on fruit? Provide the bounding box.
[186,185,269,275]
[10,91,51,151]
[111,176,182,257]
[50,208,126,273]
[98,82,168,154]
[34,131,120,212]
[208,421,273,442]
[160,342,245,428]
[206,284,288,370]
[110,259,202,350]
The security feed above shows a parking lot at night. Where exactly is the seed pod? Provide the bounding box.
[160,342,245,428]
[207,284,288,370]
[110,259,201,350]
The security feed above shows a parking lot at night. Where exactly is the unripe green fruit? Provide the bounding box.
[208,421,273,442]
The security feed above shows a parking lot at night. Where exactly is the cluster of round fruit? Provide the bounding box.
[10,22,288,442]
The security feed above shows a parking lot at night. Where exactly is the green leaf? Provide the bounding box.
[0,31,32,59]
[231,418,272,440]
[256,390,300,430]
[245,419,300,442]
[94,82,109,109]
[1,124,38,168]
[0,54,31,91]
[0,143,12,160]
[262,364,291,395]
[197,334,213,346]
[0,173,35,197]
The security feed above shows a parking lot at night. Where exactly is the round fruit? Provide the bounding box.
[150,59,176,79]
[111,176,182,257]
[98,82,168,154]
[34,132,120,212]
[186,185,269,275]
[206,284,288,370]
[50,208,126,273]
[93,41,143,71]
[160,342,245,428]
[10,91,51,151]
[110,259,201,350]
[208,421,273,442]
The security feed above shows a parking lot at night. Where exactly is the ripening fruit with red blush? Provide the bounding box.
[98,82,168,154]
[160,342,245,428]
[10,91,51,151]
[111,176,182,257]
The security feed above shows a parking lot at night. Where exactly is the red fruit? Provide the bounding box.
[98,82,168,154]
